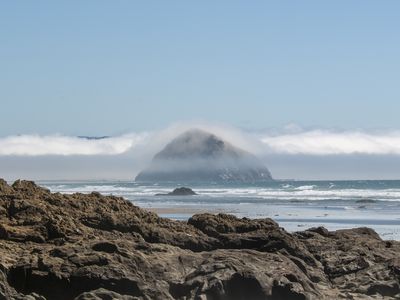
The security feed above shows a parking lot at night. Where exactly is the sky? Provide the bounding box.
[1,2,400,180]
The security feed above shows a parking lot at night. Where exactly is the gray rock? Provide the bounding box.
[155,187,197,196]
[135,129,273,183]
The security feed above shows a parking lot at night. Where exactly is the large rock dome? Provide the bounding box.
[135,129,272,183]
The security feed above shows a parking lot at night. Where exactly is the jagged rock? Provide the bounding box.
[0,179,399,299]
[0,179,13,195]
[135,129,273,183]
[12,179,50,196]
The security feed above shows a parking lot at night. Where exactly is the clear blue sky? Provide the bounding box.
[1,1,400,136]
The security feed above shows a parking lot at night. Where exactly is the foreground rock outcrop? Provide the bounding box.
[0,179,399,299]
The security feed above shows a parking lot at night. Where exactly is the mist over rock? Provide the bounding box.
[135,129,273,183]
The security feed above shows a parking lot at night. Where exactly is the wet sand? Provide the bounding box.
[147,205,400,240]
[147,206,230,215]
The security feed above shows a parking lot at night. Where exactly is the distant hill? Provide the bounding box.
[135,129,272,183]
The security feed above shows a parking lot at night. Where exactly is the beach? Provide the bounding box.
[42,180,400,241]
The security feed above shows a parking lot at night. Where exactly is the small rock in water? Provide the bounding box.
[156,187,197,196]
[356,199,376,203]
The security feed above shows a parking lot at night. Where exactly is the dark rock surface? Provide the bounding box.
[356,199,376,204]
[0,179,399,299]
[135,129,273,183]
[156,187,197,196]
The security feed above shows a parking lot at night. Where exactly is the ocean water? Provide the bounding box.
[39,180,400,240]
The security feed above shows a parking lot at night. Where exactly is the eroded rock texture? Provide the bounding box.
[0,179,399,299]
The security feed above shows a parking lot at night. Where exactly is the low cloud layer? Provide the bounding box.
[260,130,400,155]
[0,134,148,156]
[2,127,400,157]
[2,124,400,180]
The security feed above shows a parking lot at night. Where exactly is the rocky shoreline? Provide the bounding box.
[0,179,399,299]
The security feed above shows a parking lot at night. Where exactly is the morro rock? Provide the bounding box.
[135,129,272,183]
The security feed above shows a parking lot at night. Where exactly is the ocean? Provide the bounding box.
[40,180,400,240]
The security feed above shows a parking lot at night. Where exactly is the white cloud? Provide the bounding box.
[260,130,400,155]
[2,126,400,157]
[0,134,148,156]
